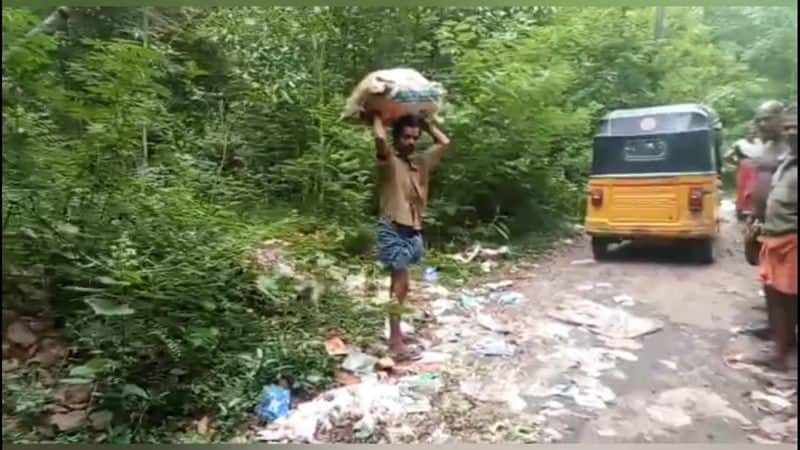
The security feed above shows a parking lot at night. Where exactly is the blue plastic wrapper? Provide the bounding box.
[423,266,438,283]
[255,385,291,421]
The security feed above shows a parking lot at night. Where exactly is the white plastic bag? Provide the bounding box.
[340,68,445,124]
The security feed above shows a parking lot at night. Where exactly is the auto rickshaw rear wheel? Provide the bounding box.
[591,237,611,260]
[692,239,715,264]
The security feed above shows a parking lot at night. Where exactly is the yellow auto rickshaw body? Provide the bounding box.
[584,104,723,263]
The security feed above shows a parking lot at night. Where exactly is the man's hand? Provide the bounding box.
[421,117,450,148]
[372,114,389,161]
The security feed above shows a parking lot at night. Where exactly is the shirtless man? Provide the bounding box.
[370,114,450,358]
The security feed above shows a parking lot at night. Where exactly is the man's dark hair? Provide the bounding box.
[392,114,424,141]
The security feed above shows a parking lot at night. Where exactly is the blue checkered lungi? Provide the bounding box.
[377,218,424,271]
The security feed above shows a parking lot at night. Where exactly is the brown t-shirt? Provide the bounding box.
[378,147,446,230]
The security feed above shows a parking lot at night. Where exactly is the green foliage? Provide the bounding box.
[2,5,796,443]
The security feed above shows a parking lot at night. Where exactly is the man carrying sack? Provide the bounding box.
[369,113,450,359]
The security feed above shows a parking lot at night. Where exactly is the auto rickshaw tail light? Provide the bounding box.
[689,187,704,211]
[591,188,603,207]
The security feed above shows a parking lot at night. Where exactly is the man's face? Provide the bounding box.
[746,123,758,141]
[784,113,797,154]
[396,126,421,155]
[755,112,783,138]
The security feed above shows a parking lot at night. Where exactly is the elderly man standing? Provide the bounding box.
[745,104,797,370]
[751,101,791,224]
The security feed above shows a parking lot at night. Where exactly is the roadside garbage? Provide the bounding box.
[256,379,405,443]
[460,378,526,412]
[485,280,514,291]
[459,293,484,308]
[498,292,525,305]
[570,259,596,266]
[473,334,516,357]
[649,387,751,427]
[659,360,678,370]
[749,390,793,414]
[324,336,349,356]
[431,299,457,318]
[423,267,438,284]
[342,352,379,375]
[416,351,450,364]
[335,371,361,386]
[612,294,635,306]
[597,428,618,437]
[646,404,692,427]
[476,313,511,334]
[548,299,663,339]
[256,385,291,421]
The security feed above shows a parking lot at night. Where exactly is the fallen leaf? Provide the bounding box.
[50,410,87,431]
[324,336,348,356]
[376,357,395,370]
[7,321,37,347]
[334,371,360,386]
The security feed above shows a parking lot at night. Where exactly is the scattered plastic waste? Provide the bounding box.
[612,294,635,307]
[416,351,451,364]
[576,283,595,292]
[548,299,663,339]
[570,259,596,266]
[255,385,291,421]
[749,390,793,414]
[256,379,405,443]
[659,360,678,370]
[485,280,514,291]
[476,312,511,334]
[460,378,526,411]
[598,336,643,350]
[498,291,525,305]
[649,387,751,427]
[646,404,692,427]
[594,282,613,289]
[597,428,618,437]
[473,334,516,357]
[342,352,379,375]
[431,299,457,318]
[459,293,484,308]
[423,267,438,284]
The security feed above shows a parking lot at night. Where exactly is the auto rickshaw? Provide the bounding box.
[584,103,722,264]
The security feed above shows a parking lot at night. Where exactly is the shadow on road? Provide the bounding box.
[600,241,714,266]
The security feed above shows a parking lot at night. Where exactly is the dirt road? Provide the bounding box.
[420,198,797,444]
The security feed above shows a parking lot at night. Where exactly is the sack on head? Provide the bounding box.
[340,68,445,124]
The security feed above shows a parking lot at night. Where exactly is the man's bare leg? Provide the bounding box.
[771,288,798,371]
[388,269,409,354]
